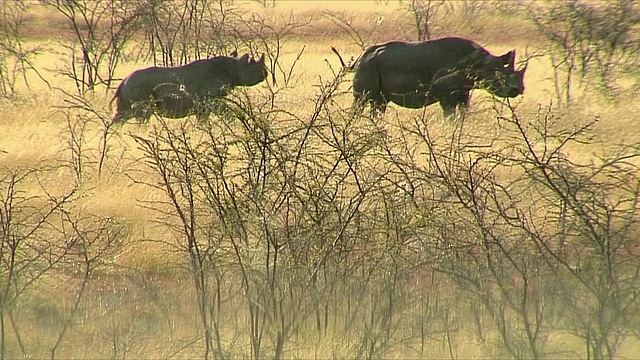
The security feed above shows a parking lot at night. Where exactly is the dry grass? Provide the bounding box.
[2,0,638,286]
[2,1,640,358]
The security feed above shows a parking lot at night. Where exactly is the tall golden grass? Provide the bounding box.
[1,1,639,358]
[0,0,635,282]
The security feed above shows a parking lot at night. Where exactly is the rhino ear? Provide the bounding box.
[230,50,238,58]
[239,53,249,63]
[259,53,265,63]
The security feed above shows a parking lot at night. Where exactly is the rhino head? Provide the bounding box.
[484,63,527,98]
[473,50,527,98]
[234,53,267,86]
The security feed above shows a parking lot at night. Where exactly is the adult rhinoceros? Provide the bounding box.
[110,52,267,123]
[332,37,527,116]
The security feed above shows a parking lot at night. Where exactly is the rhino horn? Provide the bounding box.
[230,50,238,57]
[500,50,516,69]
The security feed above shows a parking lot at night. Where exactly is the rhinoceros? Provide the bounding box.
[110,52,267,123]
[332,37,527,116]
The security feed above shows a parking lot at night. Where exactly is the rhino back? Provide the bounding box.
[174,58,235,93]
[354,38,484,100]
[120,58,235,102]
[371,38,483,75]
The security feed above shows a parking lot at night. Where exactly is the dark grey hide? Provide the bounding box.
[333,37,527,116]
[151,83,193,118]
[110,53,267,123]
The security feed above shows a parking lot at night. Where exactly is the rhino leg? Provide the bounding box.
[431,71,473,117]
[128,99,154,123]
[111,95,155,125]
[194,104,212,123]
[352,63,387,116]
[439,91,470,117]
[352,91,386,116]
[440,103,459,118]
[192,98,228,124]
[111,97,134,124]
[370,98,387,116]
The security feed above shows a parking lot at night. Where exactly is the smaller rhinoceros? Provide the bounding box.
[110,52,267,123]
[151,82,226,120]
[389,65,527,116]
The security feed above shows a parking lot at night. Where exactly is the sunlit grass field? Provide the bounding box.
[2,1,640,358]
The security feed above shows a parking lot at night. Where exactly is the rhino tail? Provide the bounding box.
[331,46,348,69]
[331,46,364,71]
[331,46,361,72]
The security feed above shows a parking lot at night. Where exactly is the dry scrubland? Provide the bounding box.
[1,1,640,359]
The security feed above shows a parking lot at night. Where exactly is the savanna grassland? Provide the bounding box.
[1,1,640,359]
